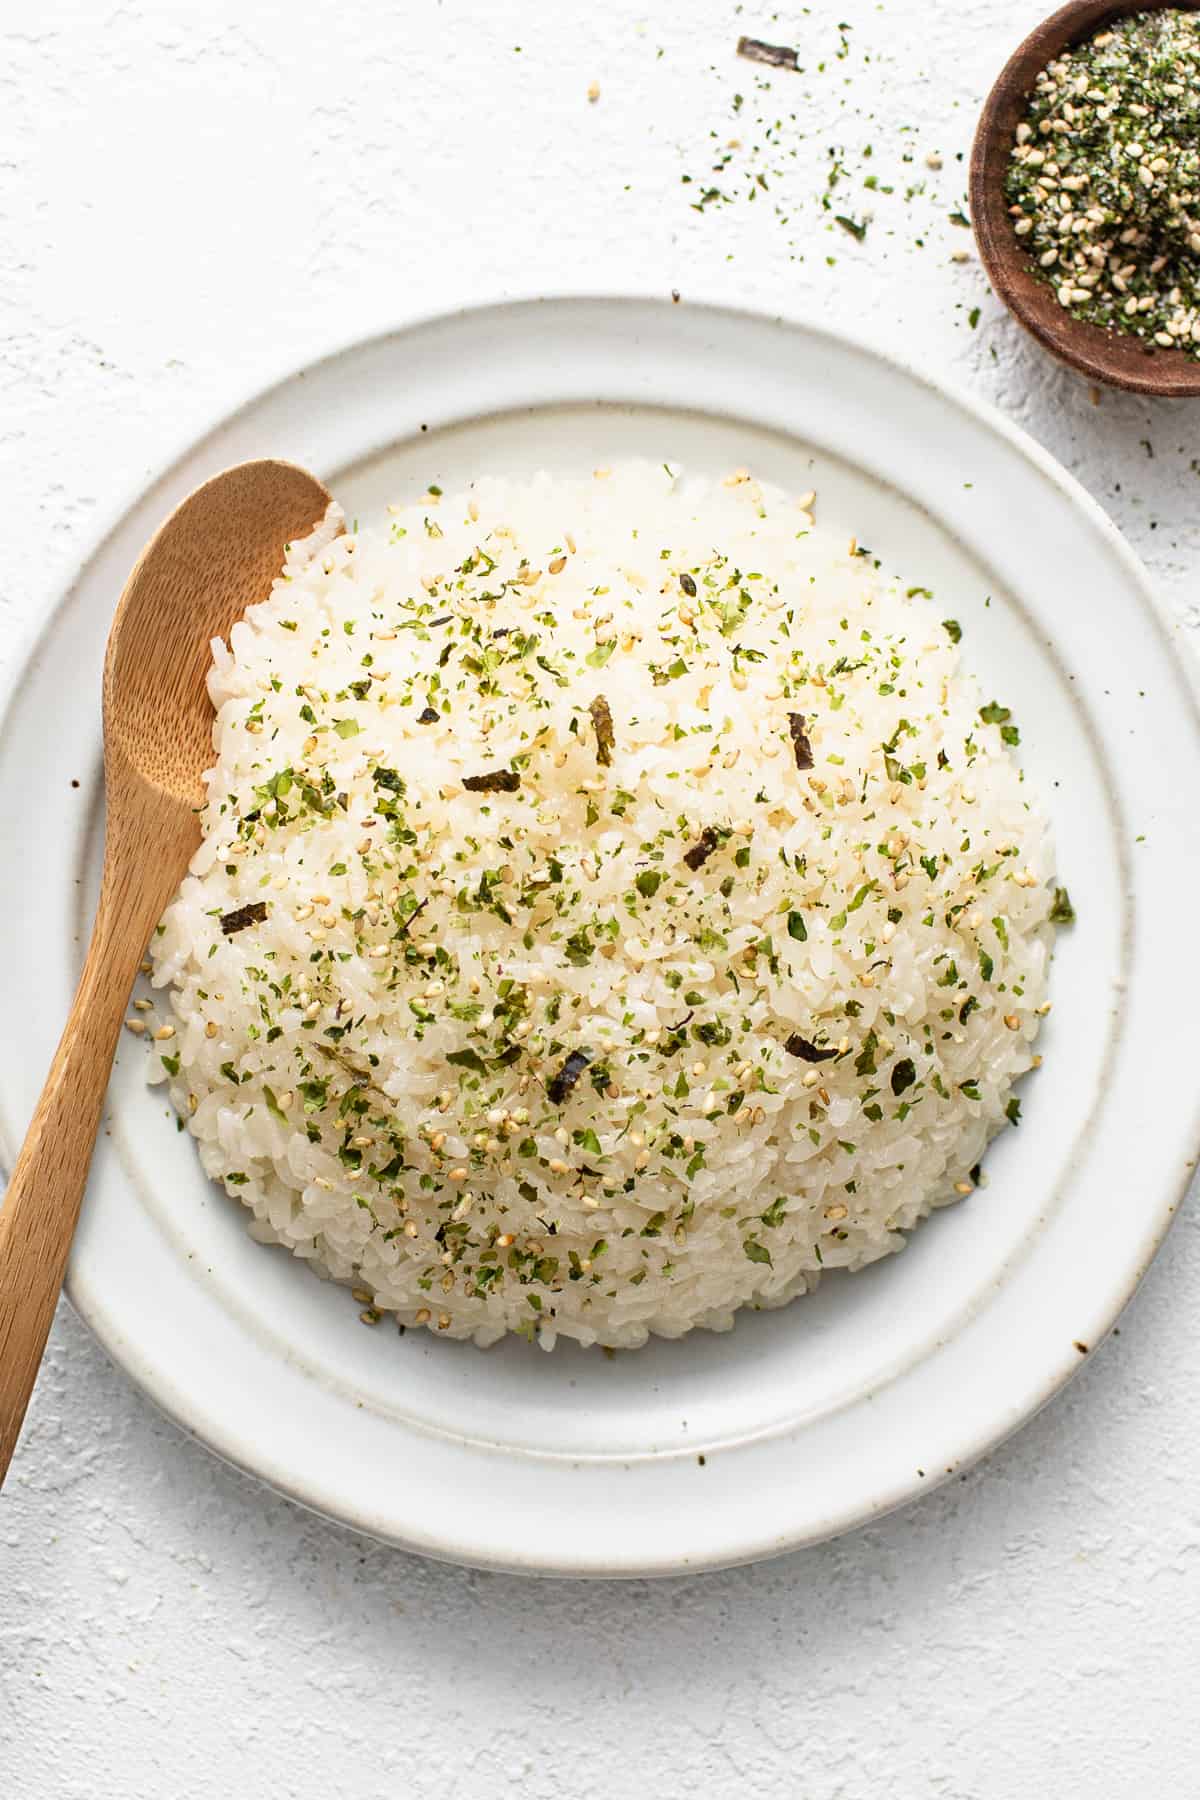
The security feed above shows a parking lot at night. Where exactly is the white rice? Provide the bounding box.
[148,461,1060,1350]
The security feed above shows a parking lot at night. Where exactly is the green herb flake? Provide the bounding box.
[1049,886,1076,925]
[890,1058,917,1096]
[979,700,1017,747]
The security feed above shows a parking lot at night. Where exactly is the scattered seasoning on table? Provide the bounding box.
[1005,10,1200,355]
[736,36,800,72]
[673,21,962,267]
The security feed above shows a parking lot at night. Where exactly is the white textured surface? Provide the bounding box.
[2,2,1198,1794]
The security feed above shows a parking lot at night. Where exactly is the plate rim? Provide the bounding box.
[6,290,1197,753]
[3,291,1199,1575]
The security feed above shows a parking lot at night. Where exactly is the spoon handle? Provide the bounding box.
[0,857,155,1482]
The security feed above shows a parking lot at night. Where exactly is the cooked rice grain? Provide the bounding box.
[149,463,1058,1349]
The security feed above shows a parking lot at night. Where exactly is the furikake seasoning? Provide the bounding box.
[1006,10,1200,355]
[219,901,268,936]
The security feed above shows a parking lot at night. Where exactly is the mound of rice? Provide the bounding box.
[148,461,1061,1349]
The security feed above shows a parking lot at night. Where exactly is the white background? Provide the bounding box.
[3,3,1199,1795]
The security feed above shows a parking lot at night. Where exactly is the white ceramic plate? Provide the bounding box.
[2,299,1198,1576]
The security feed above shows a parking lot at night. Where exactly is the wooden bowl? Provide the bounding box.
[970,0,1200,396]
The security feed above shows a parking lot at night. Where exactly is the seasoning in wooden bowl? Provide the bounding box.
[1007,11,1200,354]
[971,0,1200,394]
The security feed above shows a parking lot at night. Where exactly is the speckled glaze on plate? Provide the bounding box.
[1,298,1197,1576]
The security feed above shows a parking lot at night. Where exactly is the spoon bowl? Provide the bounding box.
[0,458,331,1481]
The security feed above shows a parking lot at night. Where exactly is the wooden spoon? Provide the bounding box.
[0,459,332,1482]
